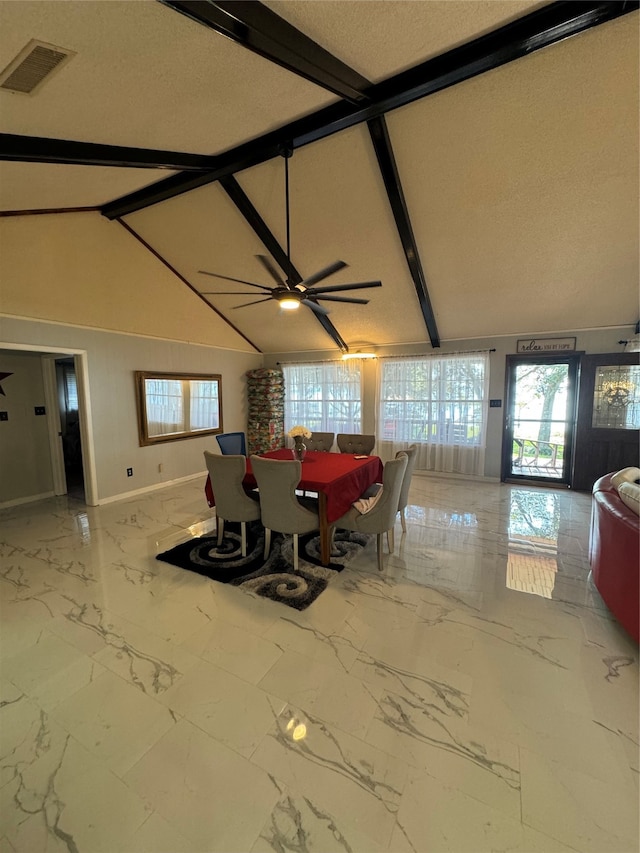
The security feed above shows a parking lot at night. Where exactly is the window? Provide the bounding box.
[377,354,489,475]
[592,364,640,429]
[283,362,362,434]
[62,364,78,412]
[135,371,222,445]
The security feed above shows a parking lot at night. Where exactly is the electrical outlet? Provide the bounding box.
[34,406,46,416]
[126,467,133,477]
[0,411,7,421]
[158,463,163,473]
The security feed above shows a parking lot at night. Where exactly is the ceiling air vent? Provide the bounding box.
[0,40,76,95]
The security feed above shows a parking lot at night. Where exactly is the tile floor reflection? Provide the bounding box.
[1,476,638,853]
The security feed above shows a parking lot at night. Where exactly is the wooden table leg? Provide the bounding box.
[318,492,330,566]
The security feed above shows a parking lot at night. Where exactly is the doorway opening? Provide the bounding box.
[503,355,579,486]
[0,342,97,506]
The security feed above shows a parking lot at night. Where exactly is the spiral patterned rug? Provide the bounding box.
[156,521,370,610]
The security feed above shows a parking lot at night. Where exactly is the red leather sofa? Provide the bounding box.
[589,470,640,643]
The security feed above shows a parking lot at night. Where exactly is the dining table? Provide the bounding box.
[205,448,384,566]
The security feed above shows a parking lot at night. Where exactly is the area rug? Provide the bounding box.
[156,520,369,611]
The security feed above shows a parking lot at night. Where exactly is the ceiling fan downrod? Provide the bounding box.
[281,143,294,289]
[197,140,382,316]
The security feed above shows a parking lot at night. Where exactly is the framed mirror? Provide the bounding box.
[135,371,223,446]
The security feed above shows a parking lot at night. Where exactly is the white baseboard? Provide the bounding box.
[0,491,56,509]
[413,470,500,484]
[97,472,206,505]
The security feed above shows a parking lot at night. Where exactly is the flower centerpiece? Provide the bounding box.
[288,425,312,461]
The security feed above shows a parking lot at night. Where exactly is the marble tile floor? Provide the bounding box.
[0,474,638,853]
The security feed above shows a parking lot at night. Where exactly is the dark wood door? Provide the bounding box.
[571,352,640,491]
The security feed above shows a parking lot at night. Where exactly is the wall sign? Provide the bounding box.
[516,337,576,353]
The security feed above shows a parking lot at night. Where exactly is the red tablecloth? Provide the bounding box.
[205,449,383,524]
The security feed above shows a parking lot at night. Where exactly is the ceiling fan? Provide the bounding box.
[198,147,382,316]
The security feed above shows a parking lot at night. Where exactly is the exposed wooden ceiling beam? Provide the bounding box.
[368,116,440,349]
[0,206,100,217]
[158,0,372,104]
[220,175,349,352]
[102,1,637,219]
[0,133,216,171]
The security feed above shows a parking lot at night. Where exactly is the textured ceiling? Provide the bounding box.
[0,0,333,152]
[0,1,638,354]
[264,0,545,81]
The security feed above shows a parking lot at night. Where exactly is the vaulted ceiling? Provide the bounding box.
[1,1,638,355]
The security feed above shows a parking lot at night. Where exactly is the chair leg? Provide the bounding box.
[293,533,299,572]
[240,521,247,557]
[217,517,224,547]
[376,532,384,572]
[400,508,407,533]
[264,528,271,560]
[387,527,395,554]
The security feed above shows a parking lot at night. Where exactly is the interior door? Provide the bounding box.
[502,355,579,485]
[571,353,640,491]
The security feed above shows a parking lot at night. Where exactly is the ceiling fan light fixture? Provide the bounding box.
[279,296,301,310]
[342,351,377,360]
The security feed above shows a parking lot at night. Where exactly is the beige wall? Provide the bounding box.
[0,212,257,352]
[265,326,635,479]
[0,351,54,504]
[0,211,264,504]
[0,317,263,503]
[0,210,633,499]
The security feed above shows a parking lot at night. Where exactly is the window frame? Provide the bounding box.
[134,371,223,446]
[377,354,489,447]
[283,362,363,435]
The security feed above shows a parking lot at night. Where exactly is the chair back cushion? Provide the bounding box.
[216,432,247,455]
[308,432,334,452]
[337,433,375,455]
[204,451,260,522]
[250,456,319,535]
[396,444,418,513]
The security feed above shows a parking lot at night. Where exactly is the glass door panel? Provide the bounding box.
[503,356,578,484]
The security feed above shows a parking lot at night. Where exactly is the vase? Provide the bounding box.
[293,438,307,461]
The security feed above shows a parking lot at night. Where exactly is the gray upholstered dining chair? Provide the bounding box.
[250,455,319,572]
[396,444,418,532]
[336,433,375,455]
[331,454,407,571]
[204,451,260,557]
[364,445,418,533]
[307,432,334,452]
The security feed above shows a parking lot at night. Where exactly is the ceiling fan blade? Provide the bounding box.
[201,290,269,295]
[231,298,274,309]
[198,270,272,291]
[316,295,370,305]
[299,260,347,287]
[308,281,382,295]
[255,254,286,287]
[302,299,330,316]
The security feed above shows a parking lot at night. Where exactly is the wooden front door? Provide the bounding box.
[571,352,640,491]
